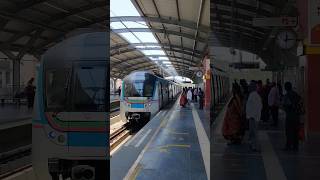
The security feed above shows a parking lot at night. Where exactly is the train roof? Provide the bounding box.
[42,32,108,67]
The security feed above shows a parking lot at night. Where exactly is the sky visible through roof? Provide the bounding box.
[110,0,177,76]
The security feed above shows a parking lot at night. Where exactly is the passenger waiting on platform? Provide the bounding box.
[222,84,245,145]
[268,82,280,127]
[239,79,249,99]
[180,91,187,108]
[198,88,204,109]
[118,86,121,96]
[277,81,283,100]
[194,88,198,102]
[187,88,192,105]
[24,77,36,109]
[282,82,302,151]
[191,88,195,101]
[261,79,271,122]
[246,81,262,152]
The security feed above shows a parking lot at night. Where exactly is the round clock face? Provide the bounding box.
[196,71,203,77]
[276,31,297,50]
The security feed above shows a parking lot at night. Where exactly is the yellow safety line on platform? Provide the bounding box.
[124,100,179,180]
[155,144,191,149]
[129,164,142,180]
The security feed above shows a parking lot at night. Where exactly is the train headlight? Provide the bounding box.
[148,103,152,107]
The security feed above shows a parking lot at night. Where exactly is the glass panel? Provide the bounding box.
[72,65,105,112]
[45,68,71,111]
[124,73,156,97]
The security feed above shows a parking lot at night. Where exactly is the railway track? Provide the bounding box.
[110,124,130,152]
[0,164,32,179]
[0,145,32,179]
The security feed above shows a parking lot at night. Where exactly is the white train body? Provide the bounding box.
[32,32,108,180]
[120,71,181,124]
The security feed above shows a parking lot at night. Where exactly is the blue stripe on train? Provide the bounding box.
[68,132,107,147]
[131,103,144,108]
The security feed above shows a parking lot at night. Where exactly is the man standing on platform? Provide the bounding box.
[246,81,262,152]
[268,82,280,127]
[198,88,204,110]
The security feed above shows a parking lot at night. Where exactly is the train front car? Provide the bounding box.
[32,32,108,180]
[120,71,159,125]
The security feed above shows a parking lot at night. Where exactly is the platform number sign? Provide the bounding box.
[309,0,320,45]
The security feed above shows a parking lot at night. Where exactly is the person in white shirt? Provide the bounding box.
[193,88,198,102]
[268,82,280,127]
[187,88,193,105]
[246,81,263,152]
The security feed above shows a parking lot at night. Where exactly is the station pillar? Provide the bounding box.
[203,56,211,109]
[306,53,320,137]
[12,59,20,96]
[300,0,320,137]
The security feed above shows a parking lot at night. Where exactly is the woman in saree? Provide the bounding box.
[222,84,245,144]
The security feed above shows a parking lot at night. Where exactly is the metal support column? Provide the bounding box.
[12,59,20,96]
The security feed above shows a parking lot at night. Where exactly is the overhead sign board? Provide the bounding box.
[308,0,320,46]
[252,17,298,27]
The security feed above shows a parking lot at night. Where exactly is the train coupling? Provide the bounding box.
[72,165,95,180]
[131,113,141,121]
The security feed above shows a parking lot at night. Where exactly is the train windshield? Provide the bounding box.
[72,65,105,112]
[124,73,156,97]
[45,63,106,112]
[45,68,71,111]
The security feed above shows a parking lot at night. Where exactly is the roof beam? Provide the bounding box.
[111,46,202,58]
[213,0,274,16]
[0,11,66,33]
[0,1,106,53]
[110,16,210,33]
[191,0,206,62]
[111,42,204,56]
[111,28,207,43]
[30,16,107,54]
[111,55,199,68]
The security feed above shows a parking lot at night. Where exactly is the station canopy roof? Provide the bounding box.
[211,0,298,65]
[0,0,107,60]
[110,0,210,79]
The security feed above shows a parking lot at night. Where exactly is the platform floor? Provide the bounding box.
[110,94,119,101]
[0,105,31,125]
[211,105,320,180]
[111,99,209,180]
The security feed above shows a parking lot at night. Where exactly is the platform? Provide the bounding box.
[110,94,120,101]
[111,99,210,180]
[0,105,32,125]
[211,105,320,180]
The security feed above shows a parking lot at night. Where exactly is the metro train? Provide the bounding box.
[211,65,230,121]
[32,32,108,180]
[120,71,181,125]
